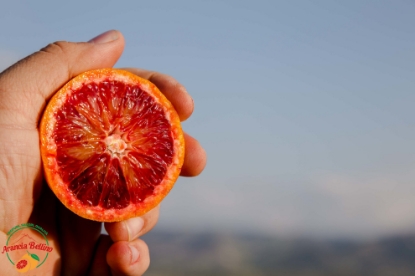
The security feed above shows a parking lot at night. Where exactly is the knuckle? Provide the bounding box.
[164,74,183,91]
[39,41,70,55]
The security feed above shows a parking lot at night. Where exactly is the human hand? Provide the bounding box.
[0,30,206,275]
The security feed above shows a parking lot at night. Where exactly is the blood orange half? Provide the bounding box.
[40,69,184,222]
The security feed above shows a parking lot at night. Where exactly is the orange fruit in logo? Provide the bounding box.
[40,69,185,222]
[15,252,39,272]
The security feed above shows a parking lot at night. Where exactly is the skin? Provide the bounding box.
[0,30,207,275]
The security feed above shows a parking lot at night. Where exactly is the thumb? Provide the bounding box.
[0,30,125,127]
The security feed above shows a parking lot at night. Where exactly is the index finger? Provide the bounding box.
[121,68,194,121]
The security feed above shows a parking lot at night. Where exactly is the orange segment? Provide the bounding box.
[40,68,185,222]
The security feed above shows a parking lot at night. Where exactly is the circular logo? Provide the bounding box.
[2,223,53,273]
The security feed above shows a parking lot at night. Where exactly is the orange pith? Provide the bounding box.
[40,69,185,222]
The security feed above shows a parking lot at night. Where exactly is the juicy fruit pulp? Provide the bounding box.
[40,69,184,222]
[55,80,173,208]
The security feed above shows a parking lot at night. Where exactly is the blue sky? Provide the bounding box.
[1,0,415,239]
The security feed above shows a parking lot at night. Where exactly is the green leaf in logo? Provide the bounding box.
[30,253,40,261]
[26,250,40,262]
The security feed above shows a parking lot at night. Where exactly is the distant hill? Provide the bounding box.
[143,231,415,276]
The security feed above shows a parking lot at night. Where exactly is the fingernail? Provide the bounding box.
[129,245,140,264]
[125,217,144,241]
[88,30,119,44]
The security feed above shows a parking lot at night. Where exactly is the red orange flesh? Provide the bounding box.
[40,69,185,222]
